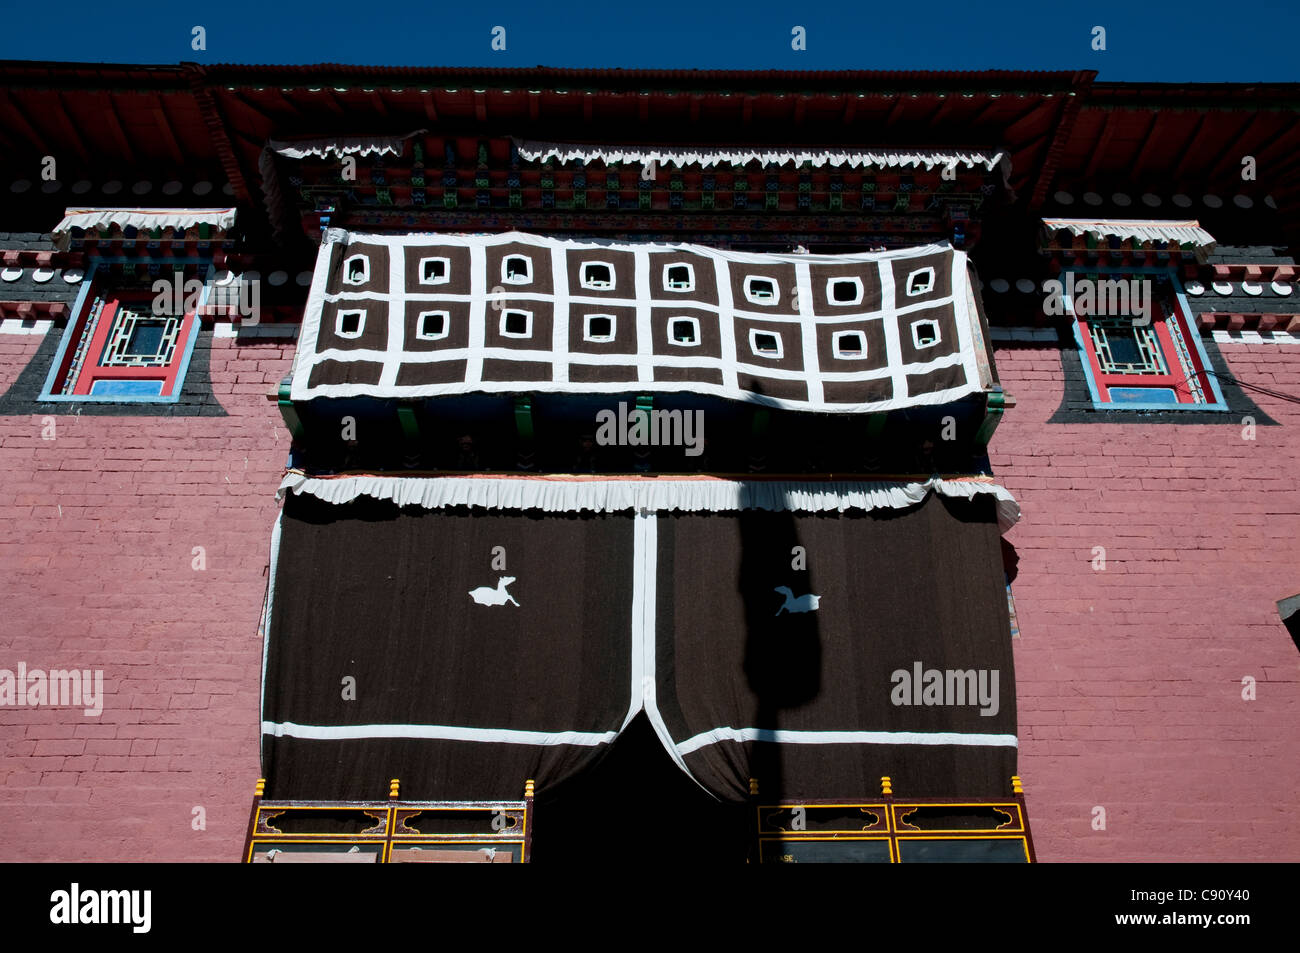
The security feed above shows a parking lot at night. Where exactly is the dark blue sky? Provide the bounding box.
[3,0,1297,82]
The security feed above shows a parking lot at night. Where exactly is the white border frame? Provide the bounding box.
[832,329,869,360]
[743,275,780,306]
[580,260,616,291]
[417,256,451,286]
[342,254,369,286]
[583,313,617,343]
[502,254,533,285]
[500,308,534,339]
[662,262,695,292]
[910,317,941,349]
[415,310,451,341]
[905,266,935,297]
[668,315,701,347]
[826,276,864,306]
[748,327,784,359]
[335,308,366,339]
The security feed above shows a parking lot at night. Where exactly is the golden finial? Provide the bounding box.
[524,779,535,798]
[881,776,892,796]
[389,778,400,799]
[254,778,265,797]
[748,777,759,796]
[1011,775,1024,795]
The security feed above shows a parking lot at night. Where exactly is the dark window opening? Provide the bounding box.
[419,313,446,337]
[125,320,168,358]
[505,256,531,282]
[752,332,781,355]
[339,311,362,335]
[907,268,935,296]
[831,280,858,302]
[422,259,446,282]
[671,318,698,344]
[583,263,613,288]
[586,315,613,339]
[913,320,939,347]
[836,331,865,356]
[504,311,530,336]
[666,265,692,290]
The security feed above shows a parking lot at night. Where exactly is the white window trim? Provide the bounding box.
[743,275,780,306]
[335,309,366,339]
[911,318,941,349]
[826,276,864,306]
[502,255,533,285]
[416,310,451,341]
[905,267,936,297]
[663,262,696,292]
[748,328,783,359]
[418,256,451,286]
[832,329,869,360]
[500,308,534,339]
[668,316,701,347]
[583,313,617,343]
[342,254,369,286]
[580,261,616,291]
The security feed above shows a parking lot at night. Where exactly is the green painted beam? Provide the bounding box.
[396,403,420,443]
[975,387,1013,446]
[513,395,534,442]
[276,379,304,442]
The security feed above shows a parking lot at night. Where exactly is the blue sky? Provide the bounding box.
[1,0,1297,82]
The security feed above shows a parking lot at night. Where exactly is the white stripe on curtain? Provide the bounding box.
[676,727,1019,755]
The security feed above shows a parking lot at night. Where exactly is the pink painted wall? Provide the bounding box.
[2,328,1295,862]
[0,334,292,862]
[992,339,1300,861]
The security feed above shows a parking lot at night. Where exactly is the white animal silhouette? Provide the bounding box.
[774,586,821,615]
[469,576,520,607]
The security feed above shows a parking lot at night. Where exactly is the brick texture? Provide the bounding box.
[993,340,1300,862]
[3,327,1296,862]
[0,332,292,862]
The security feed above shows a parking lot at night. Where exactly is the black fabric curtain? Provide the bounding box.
[262,494,635,800]
[262,491,1016,804]
[654,494,1017,800]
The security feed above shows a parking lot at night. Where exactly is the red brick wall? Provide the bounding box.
[0,333,293,862]
[993,338,1300,862]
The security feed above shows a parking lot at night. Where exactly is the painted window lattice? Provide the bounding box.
[41,272,202,403]
[1067,270,1227,410]
[100,308,182,367]
[1087,319,1166,376]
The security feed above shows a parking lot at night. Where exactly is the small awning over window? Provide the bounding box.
[513,138,1008,177]
[1042,217,1217,252]
[52,207,237,250]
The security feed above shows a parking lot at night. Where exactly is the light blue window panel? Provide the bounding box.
[89,379,165,397]
[1108,387,1178,404]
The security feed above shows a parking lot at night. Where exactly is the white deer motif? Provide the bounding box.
[774,586,821,615]
[469,576,520,607]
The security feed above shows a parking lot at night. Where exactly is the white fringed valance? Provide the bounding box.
[1042,218,1217,249]
[52,207,237,250]
[277,474,1021,532]
[269,130,428,160]
[513,138,1009,177]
